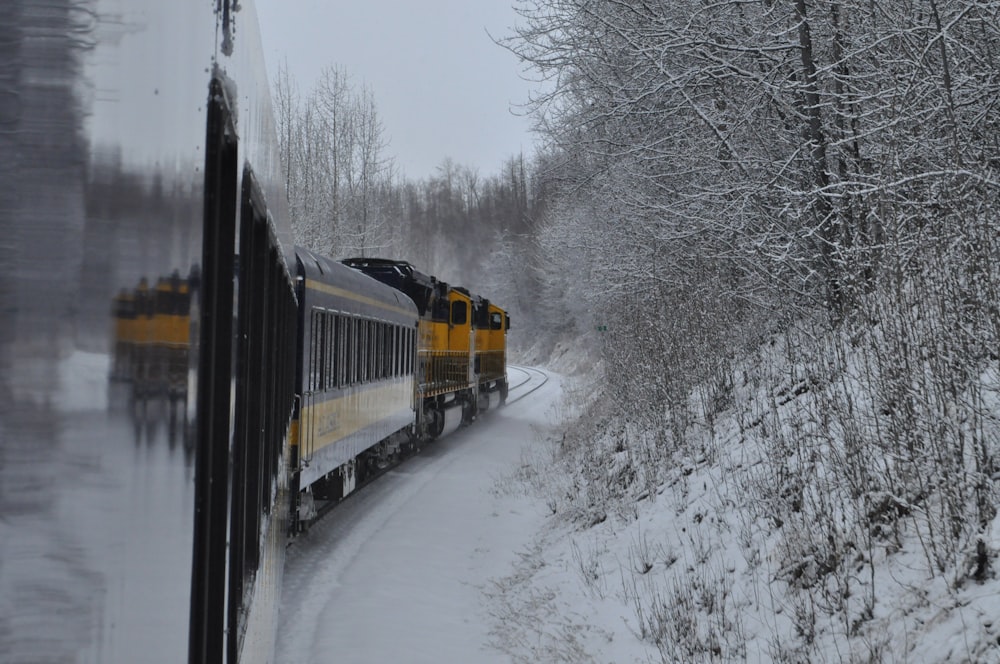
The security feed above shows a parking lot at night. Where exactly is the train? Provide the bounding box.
[110,253,510,531]
[289,252,509,530]
[0,3,509,662]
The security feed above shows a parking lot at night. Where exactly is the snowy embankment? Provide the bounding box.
[498,332,1000,663]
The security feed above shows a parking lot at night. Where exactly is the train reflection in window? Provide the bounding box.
[111,267,199,447]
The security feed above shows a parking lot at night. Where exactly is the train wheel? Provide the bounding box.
[429,407,445,439]
[461,394,476,425]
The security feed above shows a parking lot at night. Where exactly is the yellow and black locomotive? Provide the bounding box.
[342,257,510,440]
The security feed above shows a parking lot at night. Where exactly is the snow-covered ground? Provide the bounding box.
[276,367,568,663]
[9,351,998,662]
[276,357,1000,664]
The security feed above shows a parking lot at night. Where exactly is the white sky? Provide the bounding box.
[254,0,537,181]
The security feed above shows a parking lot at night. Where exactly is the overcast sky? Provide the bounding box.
[254,0,537,181]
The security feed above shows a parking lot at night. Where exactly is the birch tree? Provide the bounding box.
[274,66,396,257]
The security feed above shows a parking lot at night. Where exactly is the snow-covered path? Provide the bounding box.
[275,369,560,663]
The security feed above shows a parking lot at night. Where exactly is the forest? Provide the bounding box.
[276,1,1000,659]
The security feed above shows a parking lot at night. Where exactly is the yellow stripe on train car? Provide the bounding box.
[299,380,412,454]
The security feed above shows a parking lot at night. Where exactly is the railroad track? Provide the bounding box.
[504,365,549,406]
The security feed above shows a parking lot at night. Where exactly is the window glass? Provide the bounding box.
[363,320,370,382]
[309,310,320,391]
[347,317,356,385]
[318,310,329,391]
[374,321,378,380]
[360,319,368,383]
[431,293,450,322]
[393,325,399,377]
[452,300,467,326]
[408,328,414,375]
[383,323,391,379]
[325,312,336,390]
[373,321,380,380]
[336,315,345,388]
[376,323,383,380]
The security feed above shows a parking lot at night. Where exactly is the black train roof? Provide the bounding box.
[341,257,444,316]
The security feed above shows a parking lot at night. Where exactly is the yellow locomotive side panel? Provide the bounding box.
[134,280,154,345]
[475,325,489,355]
[111,275,194,400]
[419,323,472,395]
[419,291,475,397]
[111,290,138,381]
[151,312,190,348]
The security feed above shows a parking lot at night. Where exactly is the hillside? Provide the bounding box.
[502,320,1000,663]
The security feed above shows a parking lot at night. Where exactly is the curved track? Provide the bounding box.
[506,365,533,391]
[504,365,549,406]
